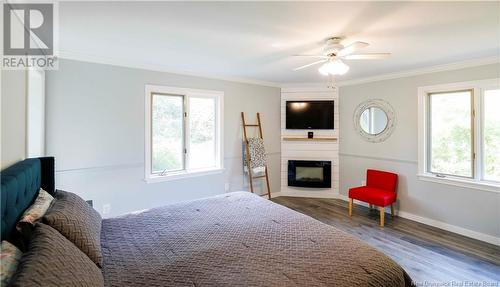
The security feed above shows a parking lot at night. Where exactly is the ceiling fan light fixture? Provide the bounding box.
[318,59,350,76]
[318,64,329,76]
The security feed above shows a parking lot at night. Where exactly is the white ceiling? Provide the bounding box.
[58,1,500,84]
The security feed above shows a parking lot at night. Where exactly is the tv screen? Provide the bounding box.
[286,101,334,129]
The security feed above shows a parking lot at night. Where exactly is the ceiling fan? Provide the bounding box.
[293,37,390,76]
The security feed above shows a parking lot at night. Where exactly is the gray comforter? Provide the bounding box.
[101,192,413,286]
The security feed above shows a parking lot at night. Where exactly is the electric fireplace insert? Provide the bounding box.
[288,160,331,188]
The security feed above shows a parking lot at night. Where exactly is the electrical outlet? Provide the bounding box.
[224,183,230,192]
[102,204,111,215]
[361,180,366,186]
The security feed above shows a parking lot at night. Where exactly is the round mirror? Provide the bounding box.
[353,99,396,143]
[359,107,388,135]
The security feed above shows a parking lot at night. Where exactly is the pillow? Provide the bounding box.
[43,190,103,266]
[0,240,22,286]
[16,189,54,236]
[8,223,104,287]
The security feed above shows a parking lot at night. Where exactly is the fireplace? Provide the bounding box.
[288,160,331,188]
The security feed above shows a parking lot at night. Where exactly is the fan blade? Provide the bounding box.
[293,59,327,71]
[292,54,329,59]
[343,53,391,60]
[337,41,369,57]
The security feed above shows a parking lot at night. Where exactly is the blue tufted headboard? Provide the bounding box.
[1,157,55,242]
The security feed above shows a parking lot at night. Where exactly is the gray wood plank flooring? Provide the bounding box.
[271,196,500,285]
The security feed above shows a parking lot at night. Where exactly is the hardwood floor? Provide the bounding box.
[271,196,500,284]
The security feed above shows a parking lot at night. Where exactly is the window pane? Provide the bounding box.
[484,89,500,181]
[152,94,184,173]
[429,91,472,177]
[188,97,216,169]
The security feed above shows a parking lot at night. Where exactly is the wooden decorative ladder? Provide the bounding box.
[241,112,271,199]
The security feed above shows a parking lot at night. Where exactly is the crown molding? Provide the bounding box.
[56,50,282,88]
[283,56,499,88]
[57,50,498,89]
[336,56,500,87]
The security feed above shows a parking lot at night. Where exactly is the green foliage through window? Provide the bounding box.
[151,94,218,173]
[429,91,472,177]
[426,86,500,184]
[484,89,500,181]
[152,94,183,173]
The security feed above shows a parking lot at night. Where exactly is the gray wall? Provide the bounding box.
[1,70,27,169]
[339,63,500,238]
[46,59,280,217]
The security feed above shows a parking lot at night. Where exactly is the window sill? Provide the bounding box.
[145,167,224,183]
[417,173,500,193]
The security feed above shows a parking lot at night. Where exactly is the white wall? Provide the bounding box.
[1,70,27,169]
[45,59,281,217]
[339,63,500,243]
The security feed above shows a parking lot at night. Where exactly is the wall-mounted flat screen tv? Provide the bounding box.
[286,100,334,129]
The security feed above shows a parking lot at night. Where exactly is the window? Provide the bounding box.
[151,94,184,173]
[418,79,500,192]
[428,90,473,178]
[27,69,45,157]
[145,85,223,182]
[483,89,500,182]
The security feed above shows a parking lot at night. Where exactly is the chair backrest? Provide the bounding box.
[366,169,398,192]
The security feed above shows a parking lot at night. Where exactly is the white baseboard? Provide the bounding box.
[335,195,500,246]
[273,190,338,199]
[396,210,500,246]
[270,192,283,198]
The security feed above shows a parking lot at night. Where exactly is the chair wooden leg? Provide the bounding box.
[390,204,394,218]
[348,198,353,217]
[379,207,385,227]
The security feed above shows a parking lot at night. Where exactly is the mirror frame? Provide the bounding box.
[353,99,396,143]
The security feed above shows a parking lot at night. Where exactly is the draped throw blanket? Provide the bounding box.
[244,138,267,169]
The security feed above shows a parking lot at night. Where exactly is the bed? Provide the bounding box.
[2,158,414,286]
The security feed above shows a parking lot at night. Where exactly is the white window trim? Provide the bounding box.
[144,85,224,183]
[417,78,500,193]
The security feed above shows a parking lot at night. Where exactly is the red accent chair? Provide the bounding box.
[348,169,398,227]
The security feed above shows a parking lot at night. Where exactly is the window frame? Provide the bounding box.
[145,85,224,183]
[426,89,475,179]
[418,78,500,193]
[481,84,500,184]
[150,92,186,174]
